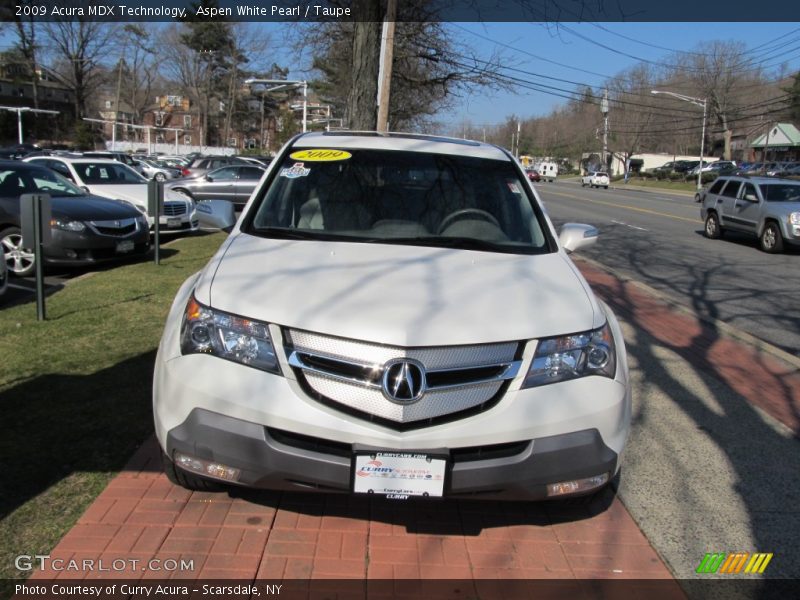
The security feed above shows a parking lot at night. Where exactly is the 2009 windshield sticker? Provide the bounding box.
[289,149,352,162]
[279,162,311,178]
[507,181,522,194]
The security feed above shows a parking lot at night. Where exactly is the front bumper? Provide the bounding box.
[166,408,618,500]
[44,230,151,266]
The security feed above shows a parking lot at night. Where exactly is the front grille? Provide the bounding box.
[285,329,521,428]
[163,201,187,216]
[87,218,138,237]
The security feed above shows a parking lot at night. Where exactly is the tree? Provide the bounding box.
[784,72,800,123]
[303,1,509,131]
[114,25,157,133]
[11,5,40,110]
[44,20,113,120]
[608,65,658,177]
[668,41,769,160]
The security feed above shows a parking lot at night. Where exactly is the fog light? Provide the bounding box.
[174,452,241,482]
[65,249,78,259]
[547,473,609,497]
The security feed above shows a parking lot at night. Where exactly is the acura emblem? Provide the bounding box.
[381,358,426,404]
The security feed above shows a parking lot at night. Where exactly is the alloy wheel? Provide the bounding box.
[1,231,35,275]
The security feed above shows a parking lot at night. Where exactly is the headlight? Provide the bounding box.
[50,218,86,232]
[180,295,280,374]
[522,323,616,388]
[789,212,800,225]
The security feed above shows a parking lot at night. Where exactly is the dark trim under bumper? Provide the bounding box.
[165,409,618,501]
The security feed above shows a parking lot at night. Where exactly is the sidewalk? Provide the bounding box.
[27,255,800,591]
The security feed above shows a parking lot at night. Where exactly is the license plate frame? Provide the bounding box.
[352,452,448,498]
[115,240,135,253]
[166,217,182,228]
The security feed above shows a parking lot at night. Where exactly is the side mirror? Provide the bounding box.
[195,199,236,231]
[80,186,90,193]
[743,192,759,202]
[559,223,599,253]
[205,175,214,182]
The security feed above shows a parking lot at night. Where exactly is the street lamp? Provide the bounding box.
[245,78,308,134]
[651,90,707,191]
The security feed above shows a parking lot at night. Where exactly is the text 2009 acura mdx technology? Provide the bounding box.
[153,132,631,501]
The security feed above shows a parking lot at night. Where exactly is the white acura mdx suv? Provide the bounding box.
[154,132,631,501]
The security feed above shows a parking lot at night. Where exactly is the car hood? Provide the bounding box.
[195,233,601,347]
[87,183,188,208]
[51,195,141,219]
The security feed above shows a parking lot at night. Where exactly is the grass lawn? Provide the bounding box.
[613,178,701,193]
[0,232,227,586]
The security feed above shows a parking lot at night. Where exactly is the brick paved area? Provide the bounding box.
[575,259,800,435]
[30,437,672,583]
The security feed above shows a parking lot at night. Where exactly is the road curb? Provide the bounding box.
[574,254,800,371]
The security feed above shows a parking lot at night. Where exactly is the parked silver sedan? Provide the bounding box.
[168,165,265,207]
[135,159,183,182]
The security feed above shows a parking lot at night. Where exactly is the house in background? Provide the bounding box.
[750,123,800,163]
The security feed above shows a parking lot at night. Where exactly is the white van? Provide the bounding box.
[536,161,558,182]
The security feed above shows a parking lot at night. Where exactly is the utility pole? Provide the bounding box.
[601,89,609,172]
[516,120,521,158]
[376,0,396,132]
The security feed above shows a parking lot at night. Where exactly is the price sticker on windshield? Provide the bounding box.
[290,149,352,162]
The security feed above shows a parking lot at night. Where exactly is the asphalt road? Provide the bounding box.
[538,181,800,582]
[537,181,800,358]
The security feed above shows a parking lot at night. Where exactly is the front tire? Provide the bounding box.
[759,222,784,254]
[704,212,722,239]
[1,227,35,277]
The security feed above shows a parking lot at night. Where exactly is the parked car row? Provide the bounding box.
[0,161,151,276]
[0,147,271,284]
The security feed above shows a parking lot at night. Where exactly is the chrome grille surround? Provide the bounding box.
[87,217,139,237]
[285,329,520,424]
[163,201,188,216]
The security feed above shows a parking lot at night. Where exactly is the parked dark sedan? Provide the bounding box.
[168,165,265,206]
[0,161,150,277]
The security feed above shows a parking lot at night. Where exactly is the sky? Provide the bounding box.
[257,20,800,132]
[2,20,799,132]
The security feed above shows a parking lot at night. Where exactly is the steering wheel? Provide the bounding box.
[437,208,501,234]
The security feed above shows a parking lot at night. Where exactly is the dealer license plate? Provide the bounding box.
[166,217,182,228]
[115,240,134,253]
[352,452,447,498]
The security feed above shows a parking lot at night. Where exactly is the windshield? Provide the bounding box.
[760,184,800,202]
[247,148,551,254]
[74,162,147,184]
[0,167,86,197]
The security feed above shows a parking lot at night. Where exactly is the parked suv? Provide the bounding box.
[581,171,609,189]
[153,132,631,501]
[701,175,800,253]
